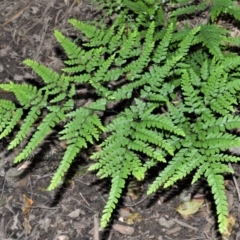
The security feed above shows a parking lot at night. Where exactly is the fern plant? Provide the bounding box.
[1,0,240,236]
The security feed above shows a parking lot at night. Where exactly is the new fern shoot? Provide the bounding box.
[1,0,240,236]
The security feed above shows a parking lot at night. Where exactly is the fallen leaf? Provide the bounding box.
[68,209,80,218]
[30,6,39,14]
[124,212,143,225]
[179,190,191,202]
[222,215,236,239]
[119,208,131,218]
[39,218,51,232]
[22,217,32,234]
[24,72,34,79]
[158,217,175,228]
[5,196,15,215]
[73,217,91,229]
[177,199,204,219]
[10,212,19,230]
[17,161,31,171]
[113,224,134,235]
[57,236,69,240]
[13,74,23,81]
[0,45,11,57]
[166,226,181,235]
[22,194,34,215]
[127,180,143,201]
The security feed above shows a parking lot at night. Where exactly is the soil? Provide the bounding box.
[0,1,240,240]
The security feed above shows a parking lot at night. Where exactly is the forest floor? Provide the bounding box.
[1,0,240,239]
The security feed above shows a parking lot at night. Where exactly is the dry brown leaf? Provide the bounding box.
[22,194,34,215]
[22,217,32,234]
[158,217,175,228]
[0,45,11,57]
[112,224,134,235]
[67,209,80,218]
[13,74,23,81]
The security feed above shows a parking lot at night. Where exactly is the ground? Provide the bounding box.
[0,1,240,239]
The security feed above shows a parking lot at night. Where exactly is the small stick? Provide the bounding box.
[107,230,113,240]
[93,213,100,240]
[31,205,60,210]
[80,192,90,206]
[124,195,149,207]
[173,218,198,231]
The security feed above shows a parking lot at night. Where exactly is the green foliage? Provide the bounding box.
[1,0,240,236]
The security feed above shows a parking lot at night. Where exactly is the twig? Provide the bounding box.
[31,205,60,210]
[93,213,100,240]
[107,229,113,240]
[124,195,149,207]
[173,218,198,231]
[72,197,95,212]
[228,163,240,202]
[80,192,90,206]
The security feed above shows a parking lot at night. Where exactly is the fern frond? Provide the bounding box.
[225,5,240,21]
[164,148,203,188]
[181,69,202,111]
[48,143,83,190]
[101,170,127,227]
[54,30,84,60]
[195,25,227,58]
[210,0,232,21]
[14,108,65,163]
[147,148,189,194]
[0,99,18,133]
[8,107,41,149]
[139,114,185,137]
[177,26,201,57]
[205,168,228,233]
[108,26,125,53]
[123,22,155,78]
[170,2,206,18]
[23,59,60,84]
[152,23,174,64]
[0,108,22,139]
[0,83,45,108]
[68,19,99,39]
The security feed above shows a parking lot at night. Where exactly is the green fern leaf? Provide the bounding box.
[14,109,65,162]
[195,25,227,58]
[147,148,188,194]
[205,169,228,233]
[8,106,41,149]
[0,108,22,139]
[101,170,127,227]
[48,143,84,190]
[23,59,59,84]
